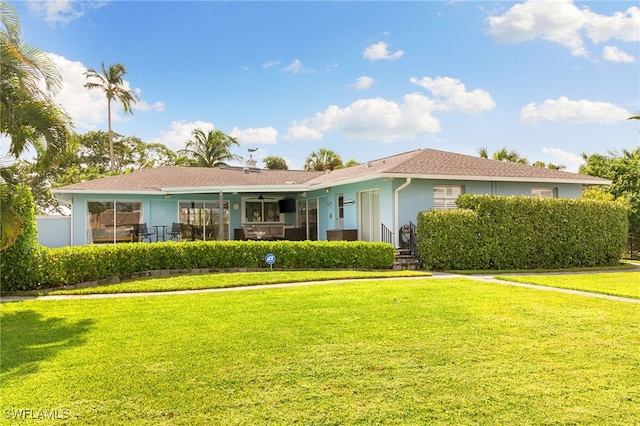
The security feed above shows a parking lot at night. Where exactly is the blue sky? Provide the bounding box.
[6,0,640,171]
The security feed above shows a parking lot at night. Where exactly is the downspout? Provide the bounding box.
[219,191,224,240]
[394,178,412,247]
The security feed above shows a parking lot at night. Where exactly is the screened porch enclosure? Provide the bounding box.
[179,201,230,240]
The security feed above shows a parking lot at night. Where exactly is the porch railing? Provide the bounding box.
[381,223,394,245]
[399,222,418,257]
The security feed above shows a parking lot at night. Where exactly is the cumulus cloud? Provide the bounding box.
[541,147,583,172]
[154,121,215,151]
[520,96,629,124]
[229,127,278,144]
[602,45,636,63]
[351,76,375,90]
[363,41,404,61]
[487,0,640,57]
[284,76,494,142]
[410,76,496,112]
[283,121,324,141]
[27,0,107,25]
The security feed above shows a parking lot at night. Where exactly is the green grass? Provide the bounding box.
[42,270,430,295]
[2,277,639,425]
[447,262,636,275]
[495,271,640,300]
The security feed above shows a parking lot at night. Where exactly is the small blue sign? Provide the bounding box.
[265,253,276,265]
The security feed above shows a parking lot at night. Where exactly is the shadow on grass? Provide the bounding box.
[0,310,93,380]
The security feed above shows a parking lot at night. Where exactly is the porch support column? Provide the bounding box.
[219,191,224,240]
[394,178,411,248]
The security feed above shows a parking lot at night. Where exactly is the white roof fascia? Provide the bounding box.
[51,189,164,195]
[158,185,310,193]
[377,173,612,185]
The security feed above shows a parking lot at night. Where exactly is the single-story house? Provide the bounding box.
[51,148,610,247]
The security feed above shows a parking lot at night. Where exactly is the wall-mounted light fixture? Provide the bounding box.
[163,194,172,199]
[343,199,356,206]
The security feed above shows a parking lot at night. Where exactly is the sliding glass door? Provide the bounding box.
[179,201,229,240]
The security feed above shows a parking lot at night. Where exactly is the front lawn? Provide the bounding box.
[496,271,640,300]
[43,270,429,295]
[2,278,638,425]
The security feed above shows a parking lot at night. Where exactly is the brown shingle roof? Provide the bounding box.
[54,148,609,194]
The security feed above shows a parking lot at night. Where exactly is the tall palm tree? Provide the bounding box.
[1,1,73,250]
[178,129,242,167]
[84,62,138,171]
[304,148,343,171]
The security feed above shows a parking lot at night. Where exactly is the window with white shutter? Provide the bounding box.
[433,185,463,210]
[531,187,556,198]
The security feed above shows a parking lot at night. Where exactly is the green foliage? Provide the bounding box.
[580,148,640,234]
[0,185,42,290]
[30,241,395,288]
[417,195,628,270]
[304,148,343,171]
[263,155,288,170]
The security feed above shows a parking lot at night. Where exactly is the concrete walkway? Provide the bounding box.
[2,269,639,304]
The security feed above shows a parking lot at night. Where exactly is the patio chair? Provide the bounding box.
[167,222,182,241]
[133,223,155,243]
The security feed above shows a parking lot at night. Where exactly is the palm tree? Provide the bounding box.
[84,62,138,171]
[178,129,242,167]
[304,148,343,171]
[478,147,528,164]
[263,155,288,170]
[1,1,73,250]
[629,114,640,120]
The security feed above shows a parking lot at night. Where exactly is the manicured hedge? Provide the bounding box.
[28,240,395,288]
[417,195,628,270]
[0,185,42,291]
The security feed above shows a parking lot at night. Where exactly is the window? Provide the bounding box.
[87,201,141,244]
[531,187,557,198]
[244,199,280,223]
[433,185,462,210]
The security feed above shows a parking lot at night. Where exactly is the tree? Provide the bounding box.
[580,148,640,234]
[1,1,73,250]
[178,129,241,167]
[263,155,288,170]
[479,146,528,164]
[84,62,139,172]
[532,160,566,170]
[304,148,343,171]
[15,130,177,214]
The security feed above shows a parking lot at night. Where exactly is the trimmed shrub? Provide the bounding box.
[35,240,395,288]
[417,195,628,270]
[1,185,42,291]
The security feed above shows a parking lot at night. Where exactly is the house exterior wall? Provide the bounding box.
[62,179,585,246]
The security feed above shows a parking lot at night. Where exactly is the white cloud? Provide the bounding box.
[262,60,281,69]
[284,59,304,73]
[284,76,494,142]
[154,121,215,152]
[585,6,640,43]
[283,120,324,141]
[541,147,583,172]
[285,94,440,142]
[363,41,404,61]
[27,0,107,26]
[520,96,629,124]
[487,0,640,57]
[229,127,278,144]
[602,45,636,63]
[351,76,375,90]
[410,76,496,112]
